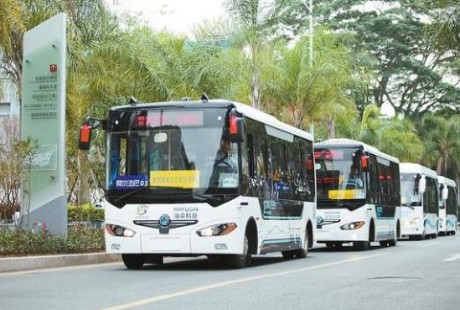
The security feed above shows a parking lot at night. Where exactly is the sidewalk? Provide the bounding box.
[0,253,121,273]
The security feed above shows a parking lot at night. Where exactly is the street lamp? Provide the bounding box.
[303,0,313,68]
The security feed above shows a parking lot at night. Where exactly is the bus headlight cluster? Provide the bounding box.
[196,223,237,237]
[340,221,365,230]
[106,224,136,237]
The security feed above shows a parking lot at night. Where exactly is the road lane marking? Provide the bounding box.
[103,253,388,310]
[443,254,460,262]
[0,262,121,278]
[420,242,437,247]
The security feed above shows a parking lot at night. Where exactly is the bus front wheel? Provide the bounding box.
[226,233,250,269]
[122,254,145,269]
[353,241,370,250]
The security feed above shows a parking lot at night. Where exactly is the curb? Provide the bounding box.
[0,253,121,273]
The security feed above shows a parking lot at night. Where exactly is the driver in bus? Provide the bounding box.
[208,136,238,188]
[346,164,364,189]
[214,136,237,172]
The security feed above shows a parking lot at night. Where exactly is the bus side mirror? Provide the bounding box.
[79,124,92,150]
[229,115,244,143]
[418,177,426,194]
[442,187,448,200]
[361,155,368,171]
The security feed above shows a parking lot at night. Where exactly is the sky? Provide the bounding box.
[106,0,227,36]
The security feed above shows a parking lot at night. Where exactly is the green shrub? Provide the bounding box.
[67,204,104,222]
[0,225,104,256]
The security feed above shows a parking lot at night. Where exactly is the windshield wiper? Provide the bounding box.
[160,189,222,203]
[113,187,151,203]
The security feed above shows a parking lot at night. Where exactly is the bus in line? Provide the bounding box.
[400,163,439,240]
[79,98,316,269]
[314,139,400,250]
[437,175,458,236]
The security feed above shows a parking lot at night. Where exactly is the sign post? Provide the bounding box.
[21,13,67,236]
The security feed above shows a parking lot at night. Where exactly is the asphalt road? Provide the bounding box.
[1,234,459,310]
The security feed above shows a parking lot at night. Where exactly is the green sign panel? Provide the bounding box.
[21,13,67,235]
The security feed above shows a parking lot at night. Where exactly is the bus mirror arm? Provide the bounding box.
[84,117,106,130]
[78,117,106,151]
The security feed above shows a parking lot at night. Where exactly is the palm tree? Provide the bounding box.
[427,0,460,52]
[358,105,424,162]
[0,0,23,54]
[224,0,284,109]
[418,114,460,180]
[263,29,356,133]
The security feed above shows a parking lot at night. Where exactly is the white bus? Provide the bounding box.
[79,99,316,269]
[400,163,439,240]
[314,139,400,250]
[437,175,458,236]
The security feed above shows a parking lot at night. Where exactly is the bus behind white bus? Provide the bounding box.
[437,175,458,236]
[314,139,401,250]
[79,99,316,269]
[400,163,439,240]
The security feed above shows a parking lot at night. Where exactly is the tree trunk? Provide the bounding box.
[327,115,336,139]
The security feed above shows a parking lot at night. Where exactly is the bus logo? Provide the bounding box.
[137,205,148,216]
[159,214,171,227]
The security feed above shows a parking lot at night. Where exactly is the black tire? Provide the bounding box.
[353,241,370,251]
[294,229,309,258]
[379,241,388,247]
[122,254,145,269]
[226,233,250,269]
[148,255,163,265]
[388,238,397,246]
[282,251,296,259]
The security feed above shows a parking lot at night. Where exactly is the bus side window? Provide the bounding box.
[247,134,255,178]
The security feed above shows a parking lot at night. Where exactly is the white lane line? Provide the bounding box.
[420,242,437,247]
[103,253,388,310]
[0,262,122,278]
[443,254,460,262]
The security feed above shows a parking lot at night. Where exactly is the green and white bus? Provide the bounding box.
[314,139,401,250]
[400,163,439,240]
[437,175,458,236]
[79,99,316,269]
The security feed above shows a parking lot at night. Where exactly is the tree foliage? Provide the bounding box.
[279,0,460,118]
[1,0,459,204]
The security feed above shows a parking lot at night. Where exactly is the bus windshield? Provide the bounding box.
[315,146,365,204]
[106,107,239,204]
[400,173,421,207]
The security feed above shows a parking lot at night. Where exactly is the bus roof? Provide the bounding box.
[400,162,438,178]
[437,175,457,188]
[108,99,314,141]
[315,138,399,163]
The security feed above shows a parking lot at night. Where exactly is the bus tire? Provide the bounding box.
[294,228,309,258]
[353,241,370,251]
[226,233,250,269]
[282,251,296,259]
[122,254,145,269]
[388,238,397,246]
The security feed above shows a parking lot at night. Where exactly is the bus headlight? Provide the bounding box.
[106,224,136,237]
[196,223,237,237]
[340,221,365,230]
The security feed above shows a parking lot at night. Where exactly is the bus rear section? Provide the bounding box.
[80,99,315,269]
[437,175,458,236]
[400,163,439,240]
[315,139,400,250]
